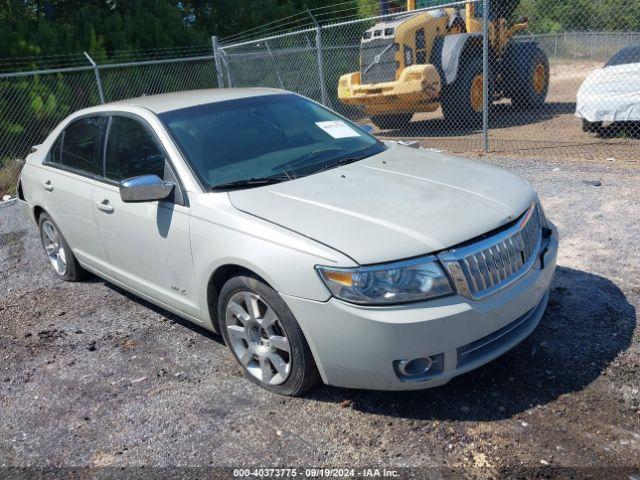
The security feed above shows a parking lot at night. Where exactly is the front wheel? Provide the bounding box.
[218,275,320,396]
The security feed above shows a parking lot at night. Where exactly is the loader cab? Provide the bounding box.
[339,0,548,130]
[359,9,454,84]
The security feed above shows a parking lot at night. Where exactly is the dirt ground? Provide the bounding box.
[1,152,639,479]
[375,60,640,164]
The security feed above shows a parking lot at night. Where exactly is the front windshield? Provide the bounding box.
[159,93,385,189]
[606,45,640,67]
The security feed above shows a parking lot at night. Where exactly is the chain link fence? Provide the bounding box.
[2,0,640,197]
[217,0,640,160]
[0,46,218,197]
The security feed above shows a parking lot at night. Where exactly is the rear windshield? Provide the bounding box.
[159,93,384,189]
[606,45,640,66]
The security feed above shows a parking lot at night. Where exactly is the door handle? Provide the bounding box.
[96,200,114,213]
[43,180,53,191]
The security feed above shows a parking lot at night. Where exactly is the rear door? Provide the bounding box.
[38,115,111,273]
[92,114,200,318]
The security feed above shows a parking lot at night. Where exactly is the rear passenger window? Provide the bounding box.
[105,116,166,181]
[60,116,106,176]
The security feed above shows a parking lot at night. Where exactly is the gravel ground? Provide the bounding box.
[0,155,639,479]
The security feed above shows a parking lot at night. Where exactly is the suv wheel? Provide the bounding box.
[218,275,320,396]
[582,119,602,133]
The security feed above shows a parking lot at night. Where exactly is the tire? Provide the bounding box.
[370,113,412,130]
[38,212,86,282]
[582,119,602,133]
[218,275,320,396]
[506,43,549,109]
[441,56,490,128]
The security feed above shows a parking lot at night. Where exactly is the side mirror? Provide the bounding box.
[119,174,174,203]
[358,123,374,134]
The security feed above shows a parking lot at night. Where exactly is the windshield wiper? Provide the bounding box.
[211,175,291,191]
[278,147,345,170]
[320,156,367,172]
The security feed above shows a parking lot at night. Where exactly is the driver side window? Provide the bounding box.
[105,116,166,182]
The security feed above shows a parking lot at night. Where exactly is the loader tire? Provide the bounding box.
[441,57,489,128]
[370,113,412,130]
[506,43,549,109]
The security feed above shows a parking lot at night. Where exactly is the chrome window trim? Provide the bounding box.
[104,112,188,207]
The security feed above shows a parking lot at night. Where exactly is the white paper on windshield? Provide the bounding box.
[315,120,360,138]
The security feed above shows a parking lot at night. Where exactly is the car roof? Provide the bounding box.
[102,88,287,114]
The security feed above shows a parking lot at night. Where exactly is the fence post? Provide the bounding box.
[211,36,226,88]
[553,33,559,73]
[264,40,285,89]
[481,0,489,154]
[219,50,234,87]
[84,52,105,104]
[308,10,328,106]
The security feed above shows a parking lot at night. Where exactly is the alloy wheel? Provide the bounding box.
[224,291,291,385]
[41,220,67,276]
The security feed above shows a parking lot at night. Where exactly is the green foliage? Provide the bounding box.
[0,0,211,60]
[515,0,640,32]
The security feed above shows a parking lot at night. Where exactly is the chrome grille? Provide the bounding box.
[439,203,543,299]
[360,38,397,84]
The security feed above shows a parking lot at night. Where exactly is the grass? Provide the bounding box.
[0,159,22,197]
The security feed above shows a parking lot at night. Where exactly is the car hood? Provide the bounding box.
[576,63,640,122]
[229,145,535,264]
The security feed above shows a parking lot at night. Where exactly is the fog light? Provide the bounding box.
[394,353,444,381]
[398,357,433,376]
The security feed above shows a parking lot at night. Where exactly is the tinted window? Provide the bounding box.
[60,116,106,175]
[159,94,384,189]
[606,45,640,67]
[105,116,166,181]
[49,135,63,163]
[415,28,425,50]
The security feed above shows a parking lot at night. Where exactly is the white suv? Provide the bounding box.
[18,89,558,395]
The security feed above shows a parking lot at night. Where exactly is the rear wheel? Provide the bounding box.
[370,113,412,130]
[218,275,320,396]
[441,57,489,128]
[507,45,549,109]
[38,212,85,282]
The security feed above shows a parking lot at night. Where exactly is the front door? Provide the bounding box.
[92,114,200,319]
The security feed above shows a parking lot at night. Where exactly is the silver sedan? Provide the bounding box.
[18,89,558,395]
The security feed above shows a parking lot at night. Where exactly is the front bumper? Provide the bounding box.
[283,227,558,391]
[576,94,640,123]
[338,65,441,115]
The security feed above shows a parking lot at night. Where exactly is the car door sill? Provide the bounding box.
[78,261,205,326]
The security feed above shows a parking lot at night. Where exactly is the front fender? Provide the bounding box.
[189,197,355,330]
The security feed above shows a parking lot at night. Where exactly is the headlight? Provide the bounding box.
[316,257,453,305]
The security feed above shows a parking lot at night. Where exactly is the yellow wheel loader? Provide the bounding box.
[338,0,550,129]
